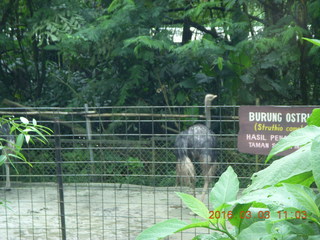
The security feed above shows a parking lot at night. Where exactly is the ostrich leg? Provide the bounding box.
[5,159,10,190]
[176,156,196,197]
[199,155,216,202]
[1,123,14,191]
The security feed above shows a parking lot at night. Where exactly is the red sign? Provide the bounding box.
[238,106,315,155]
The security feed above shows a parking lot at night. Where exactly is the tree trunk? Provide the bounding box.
[296,0,308,104]
[182,18,192,44]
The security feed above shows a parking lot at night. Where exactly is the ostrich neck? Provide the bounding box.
[205,99,211,129]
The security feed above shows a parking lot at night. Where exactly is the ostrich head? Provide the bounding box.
[204,94,217,129]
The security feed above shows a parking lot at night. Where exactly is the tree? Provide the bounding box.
[0,0,319,107]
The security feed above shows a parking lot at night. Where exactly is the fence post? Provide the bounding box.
[151,137,155,180]
[85,104,94,159]
[255,98,260,172]
[54,119,67,240]
[85,104,95,178]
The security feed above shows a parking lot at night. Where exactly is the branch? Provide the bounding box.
[163,18,220,40]
[247,14,265,24]
[166,5,265,25]
[166,6,192,13]
[166,6,225,13]
[188,20,220,39]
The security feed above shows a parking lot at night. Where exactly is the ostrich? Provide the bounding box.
[175,94,217,202]
[0,122,15,190]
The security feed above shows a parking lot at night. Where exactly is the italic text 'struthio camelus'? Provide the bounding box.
[174,94,217,202]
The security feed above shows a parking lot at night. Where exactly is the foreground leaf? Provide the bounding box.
[310,135,320,190]
[269,221,318,239]
[233,186,303,211]
[237,221,270,240]
[307,109,320,127]
[283,183,320,217]
[193,232,229,240]
[266,126,320,162]
[176,220,210,232]
[245,145,311,193]
[303,38,320,47]
[136,219,187,240]
[309,236,320,239]
[279,171,314,187]
[176,192,210,219]
[228,203,252,231]
[210,166,239,209]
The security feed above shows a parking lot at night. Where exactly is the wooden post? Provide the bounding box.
[255,98,260,172]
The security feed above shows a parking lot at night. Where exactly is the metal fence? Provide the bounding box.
[0,105,264,240]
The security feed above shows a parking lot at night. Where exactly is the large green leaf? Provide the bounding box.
[175,221,210,232]
[238,207,273,231]
[193,232,229,240]
[311,135,320,190]
[279,171,313,186]
[266,126,320,162]
[233,186,303,211]
[210,166,239,209]
[307,109,320,127]
[245,145,311,193]
[176,192,210,219]
[303,38,320,47]
[135,219,187,240]
[283,183,320,217]
[237,214,320,239]
[237,221,270,240]
[269,221,318,239]
[309,236,320,239]
[228,203,252,231]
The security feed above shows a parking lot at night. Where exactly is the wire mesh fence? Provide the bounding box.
[0,105,264,239]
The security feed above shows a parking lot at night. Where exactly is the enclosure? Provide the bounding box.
[0,105,264,239]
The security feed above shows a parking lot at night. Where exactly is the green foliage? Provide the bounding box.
[125,157,144,173]
[0,116,52,207]
[137,109,320,239]
[108,0,135,13]
[1,0,319,107]
[0,116,52,169]
[124,35,172,56]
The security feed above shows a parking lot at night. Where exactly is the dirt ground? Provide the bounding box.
[0,182,216,240]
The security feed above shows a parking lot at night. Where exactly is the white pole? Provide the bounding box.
[84,104,94,163]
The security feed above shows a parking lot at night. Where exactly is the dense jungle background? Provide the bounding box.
[0,0,319,107]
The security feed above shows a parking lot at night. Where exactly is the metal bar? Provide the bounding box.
[54,119,67,240]
[0,111,96,115]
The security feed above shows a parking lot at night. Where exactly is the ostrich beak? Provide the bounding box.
[205,94,218,101]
